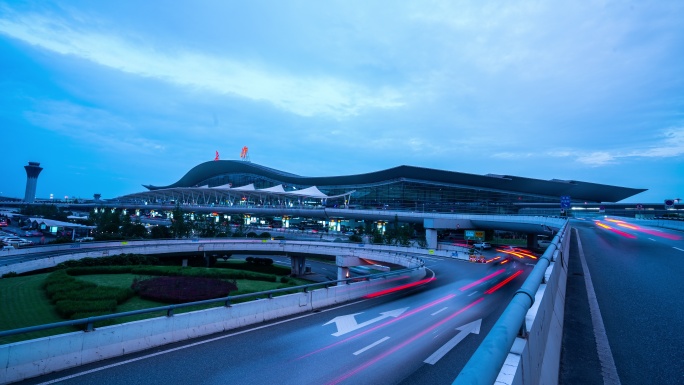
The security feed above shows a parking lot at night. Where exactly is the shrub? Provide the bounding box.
[217,260,290,276]
[132,276,238,303]
[246,232,258,238]
[66,266,134,275]
[280,276,290,284]
[246,257,273,266]
[51,286,134,304]
[349,234,363,243]
[1,271,18,278]
[55,254,159,269]
[259,232,271,239]
[55,299,117,319]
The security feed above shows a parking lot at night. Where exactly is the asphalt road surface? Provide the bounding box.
[560,217,684,385]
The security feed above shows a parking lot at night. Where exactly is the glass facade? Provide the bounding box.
[196,173,559,214]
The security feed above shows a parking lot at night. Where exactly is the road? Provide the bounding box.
[560,217,684,385]
[19,249,536,385]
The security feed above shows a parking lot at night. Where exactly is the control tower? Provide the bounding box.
[23,161,43,203]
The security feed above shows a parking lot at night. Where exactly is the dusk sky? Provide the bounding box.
[1,1,682,204]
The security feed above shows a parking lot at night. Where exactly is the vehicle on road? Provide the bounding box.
[473,241,491,249]
[538,239,552,248]
[77,237,95,242]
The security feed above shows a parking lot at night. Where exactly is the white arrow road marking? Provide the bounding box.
[424,319,482,365]
[353,337,390,355]
[674,247,684,252]
[325,307,409,336]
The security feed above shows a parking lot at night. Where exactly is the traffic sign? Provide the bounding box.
[560,196,571,209]
[465,230,484,240]
[665,199,675,209]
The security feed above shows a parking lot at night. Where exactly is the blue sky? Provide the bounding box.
[1,1,682,204]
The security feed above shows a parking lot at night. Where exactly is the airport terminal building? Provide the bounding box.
[117,160,646,215]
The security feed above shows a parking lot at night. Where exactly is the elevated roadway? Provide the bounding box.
[559,217,684,385]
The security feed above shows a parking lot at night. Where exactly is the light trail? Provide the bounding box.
[326,297,485,385]
[458,269,505,291]
[296,294,457,360]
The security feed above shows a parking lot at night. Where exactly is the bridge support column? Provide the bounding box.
[425,228,438,249]
[337,267,350,283]
[527,233,538,249]
[290,255,307,276]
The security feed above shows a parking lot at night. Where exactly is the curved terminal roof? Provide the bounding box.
[143,160,646,203]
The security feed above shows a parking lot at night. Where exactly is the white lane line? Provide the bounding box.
[467,291,477,296]
[674,247,684,252]
[353,337,390,355]
[575,229,622,385]
[431,307,448,316]
[648,238,656,242]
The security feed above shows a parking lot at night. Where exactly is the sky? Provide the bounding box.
[1,1,682,204]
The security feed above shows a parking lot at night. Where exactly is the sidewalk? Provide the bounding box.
[558,232,603,384]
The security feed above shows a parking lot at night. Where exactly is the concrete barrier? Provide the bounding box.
[494,227,571,384]
[0,269,425,384]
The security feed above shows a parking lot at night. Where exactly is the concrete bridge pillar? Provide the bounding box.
[337,266,350,283]
[425,228,438,249]
[290,254,306,276]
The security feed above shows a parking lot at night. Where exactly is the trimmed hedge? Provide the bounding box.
[43,269,135,321]
[56,254,159,269]
[55,299,117,319]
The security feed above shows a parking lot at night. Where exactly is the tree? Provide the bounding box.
[150,225,171,239]
[170,203,190,238]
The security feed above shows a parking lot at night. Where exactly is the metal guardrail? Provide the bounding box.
[0,266,422,340]
[453,220,570,385]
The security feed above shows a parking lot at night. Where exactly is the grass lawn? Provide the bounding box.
[1,267,314,344]
[0,273,79,344]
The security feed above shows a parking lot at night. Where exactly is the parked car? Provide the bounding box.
[2,237,23,246]
[473,242,492,249]
[17,240,33,247]
[77,237,95,242]
[1,245,15,251]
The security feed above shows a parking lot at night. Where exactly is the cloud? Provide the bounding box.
[576,151,617,166]
[627,127,684,158]
[0,8,404,119]
[491,152,535,159]
[567,127,684,166]
[23,100,166,154]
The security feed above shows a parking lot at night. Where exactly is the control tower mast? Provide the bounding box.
[24,161,43,203]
